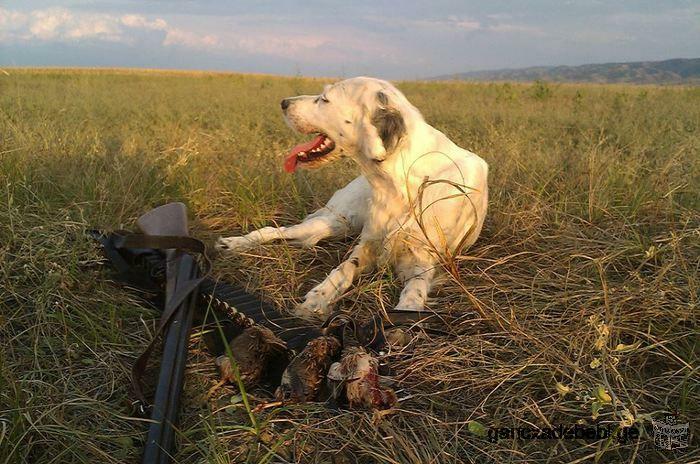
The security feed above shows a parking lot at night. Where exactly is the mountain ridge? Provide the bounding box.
[431,58,700,85]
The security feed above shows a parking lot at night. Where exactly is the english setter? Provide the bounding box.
[217,77,488,321]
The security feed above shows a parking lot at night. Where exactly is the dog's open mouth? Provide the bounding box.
[284,133,336,173]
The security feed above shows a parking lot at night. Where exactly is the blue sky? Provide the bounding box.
[1,1,698,78]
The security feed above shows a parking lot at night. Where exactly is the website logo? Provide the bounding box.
[651,414,689,450]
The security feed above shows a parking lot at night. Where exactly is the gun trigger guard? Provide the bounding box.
[132,399,151,418]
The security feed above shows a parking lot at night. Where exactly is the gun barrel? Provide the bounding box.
[142,253,199,464]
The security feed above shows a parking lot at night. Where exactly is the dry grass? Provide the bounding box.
[0,68,698,463]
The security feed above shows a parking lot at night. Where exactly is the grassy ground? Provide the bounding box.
[0,68,698,463]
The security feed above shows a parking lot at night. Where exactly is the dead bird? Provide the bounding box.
[383,327,412,349]
[215,325,289,387]
[327,328,397,410]
[275,335,342,402]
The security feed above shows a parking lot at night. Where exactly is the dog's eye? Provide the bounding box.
[316,95,330,104]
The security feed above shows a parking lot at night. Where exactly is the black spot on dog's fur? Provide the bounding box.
[372,91,406,154]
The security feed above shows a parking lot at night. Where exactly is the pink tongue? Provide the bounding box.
[284,134,325,173]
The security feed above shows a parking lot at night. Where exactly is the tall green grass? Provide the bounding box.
[1,69,698,463]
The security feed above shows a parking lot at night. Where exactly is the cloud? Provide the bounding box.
[0,7,28,39]
[0,6,392,65]
[29,8,72,39]
[486,23,545,36]
[367,15,543,36]
[229,30,389,62]
[446,16,481,31]
[121,14,167,31]
[0,7,216,48]
[378,16,482,32]
[163,28,218,48]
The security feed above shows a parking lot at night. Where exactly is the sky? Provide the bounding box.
[1,1,699,79]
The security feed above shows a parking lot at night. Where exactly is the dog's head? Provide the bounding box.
[281,77,411,172]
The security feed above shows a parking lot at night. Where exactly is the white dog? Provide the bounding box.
[217,77,488,321]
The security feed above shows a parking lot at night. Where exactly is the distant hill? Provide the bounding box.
[433,58,700,85]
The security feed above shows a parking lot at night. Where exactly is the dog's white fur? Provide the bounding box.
[217,77,488,320]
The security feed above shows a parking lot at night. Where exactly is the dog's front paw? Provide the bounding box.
[215,236,256,254]
[293,291,332,321]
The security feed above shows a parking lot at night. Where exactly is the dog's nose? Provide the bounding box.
[280,98,291,111]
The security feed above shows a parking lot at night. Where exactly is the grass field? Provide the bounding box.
[0,68,698,463]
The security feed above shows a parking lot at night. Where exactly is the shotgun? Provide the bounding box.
[101,203,206,464]
[89,203,454,462]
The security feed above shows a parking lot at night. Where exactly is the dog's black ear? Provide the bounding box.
[371,91,406,155]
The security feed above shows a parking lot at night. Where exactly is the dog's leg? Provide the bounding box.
[216,213,348,253]
[394,258,437,311]
[294,240,377,320]
[216,176,370,254]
